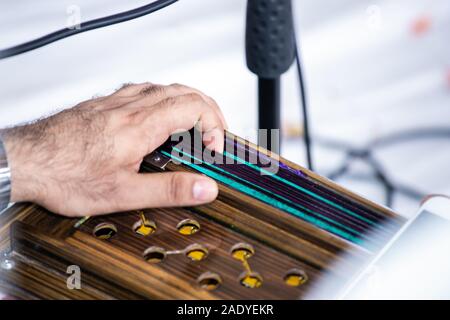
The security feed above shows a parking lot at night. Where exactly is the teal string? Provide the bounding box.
[161,149,365,245]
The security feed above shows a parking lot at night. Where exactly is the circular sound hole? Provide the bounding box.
[284,269,308,287]
[176,219,201,235]
[230,243,255,261]
[197,272,222,291]
[133,219,157,236]
[143,246,166,263]
[93,223,117,240]
[239,272,263,289]
[185,244,209,262]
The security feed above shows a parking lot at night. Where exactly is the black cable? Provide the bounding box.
[372,127,450,147]
[0,0,179,60]
[293,33,314,171]
[316,127,450,152]
[292,11,448,208]
[318,127,450,207]
[335,172,425,200]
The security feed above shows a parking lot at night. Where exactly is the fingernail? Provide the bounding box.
[193,179,218,201]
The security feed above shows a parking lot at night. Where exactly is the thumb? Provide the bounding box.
[119,172,219,209]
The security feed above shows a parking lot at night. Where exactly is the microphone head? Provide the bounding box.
[245,0,296,79]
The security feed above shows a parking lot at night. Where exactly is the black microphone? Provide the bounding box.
[246,0,296,79]
[245,0,296,153]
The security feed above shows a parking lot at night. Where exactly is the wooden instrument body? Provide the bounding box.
[0,133,403,299]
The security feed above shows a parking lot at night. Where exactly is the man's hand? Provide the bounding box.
[1,83,227,217]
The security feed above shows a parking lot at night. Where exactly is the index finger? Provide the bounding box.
[131,93,225,154]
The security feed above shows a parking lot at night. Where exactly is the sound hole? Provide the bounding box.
[143,246,166,263]
[230,243,255,261]
[284,269,308,287]
[176,219,201,235]
[185,244,209,262]
[239,271,263,289]
[93,223,117,240]
[133,219,157,236]
[197,272,222,291]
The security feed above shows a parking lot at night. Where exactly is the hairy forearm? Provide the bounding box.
[2,122,50,203]
[0,82,224,217]
[2,109,112,207]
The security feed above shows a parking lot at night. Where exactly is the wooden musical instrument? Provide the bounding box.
[0,132,404,299]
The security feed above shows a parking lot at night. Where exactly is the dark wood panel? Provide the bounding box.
[0,131,404,299]
[79,208,342,299]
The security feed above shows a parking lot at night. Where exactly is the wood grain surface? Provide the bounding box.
[0,132,404,299]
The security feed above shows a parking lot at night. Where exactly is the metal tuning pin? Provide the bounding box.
[74,216,91,229]
[143,151,171,170]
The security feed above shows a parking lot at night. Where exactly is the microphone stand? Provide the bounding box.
[258,78,280,153]
[245,0,296,154]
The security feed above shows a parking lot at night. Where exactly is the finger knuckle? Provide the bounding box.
[116,82,134,92]
[167,174,186,203]
[161,96,178,108]
[169,83,186,90]
[140,84,164,96]
[183,92,203,103]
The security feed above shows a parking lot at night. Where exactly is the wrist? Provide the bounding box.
[1,127,43,204]
[0,136,11,210]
